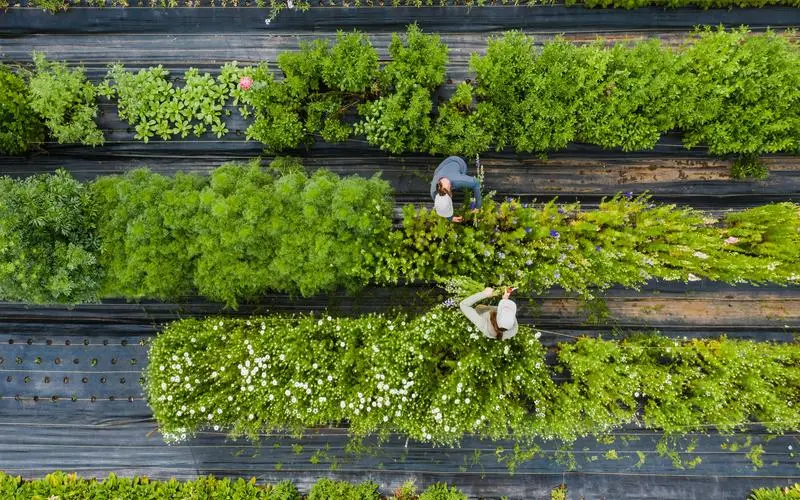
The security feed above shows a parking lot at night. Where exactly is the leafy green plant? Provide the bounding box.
[28,52,104,146]
[100,64,232,143]
[0,170,101,304]
[750,483,800,500]
[31,0,70,12]
[0,472,470,499]
[0,64,44,155]
[730,154,769,180]
[679,27,800,156]
[190,158,393,307]
[91,169,204,300]
[374,195,800,299]
[418,483,468,500]
[307,478,380,500]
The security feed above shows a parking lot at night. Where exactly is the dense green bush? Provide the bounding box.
[28,52,104,146]
[750,484,800,500]
[91,158,393,307]
[0,64,44,155]
[679,27,800,156]
[375,196,800,299]
[148,312,800,446]
[92,169,204,300]
[0,471,469,499]
[0,170,101,304]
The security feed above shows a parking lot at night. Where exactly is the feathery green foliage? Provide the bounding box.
[28,52,104,146]
[0,170,101,304]
[0,64,44,155]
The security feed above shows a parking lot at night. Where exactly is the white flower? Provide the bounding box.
[285,389,291,396]
[383,415,388,422]
[687,273,701,282]
[200,406,206,413]
[465,398,470,404]
[693,251,709,260]
[327,375,333,382]
[341,401,346,409]
[534,331,542,340]
[279,354,285,361]
[287,0,294,6]
[227,396,233,402]
[291,397,297,403]
[213,425,219,431]
[217,408,222,414]
[248,414,254,420]
[269,394,274,401]
[161,383,167,390]
[159,365,165,371]
[312,363,318,369]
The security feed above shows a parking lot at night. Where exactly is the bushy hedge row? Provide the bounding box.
[377,196,800,299]
[3,27,799,160]
[232,26,800,158]
[750,484,800,500]
[0,164,798,305]
[148,311,800,445]
[0,472,467,499]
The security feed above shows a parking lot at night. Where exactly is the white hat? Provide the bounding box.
[434,193,454,218]
[496,299,517,330]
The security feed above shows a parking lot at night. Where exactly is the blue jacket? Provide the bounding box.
[430,156,482,208]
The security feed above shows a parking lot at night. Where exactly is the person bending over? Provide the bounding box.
[430,156,482,223]
[459,287,518,340]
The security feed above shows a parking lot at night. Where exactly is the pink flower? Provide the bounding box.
[239,76,253,91]
[724,236,740,245]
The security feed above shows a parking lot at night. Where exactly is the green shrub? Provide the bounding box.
[418,483,468,500]
[190,158,393,307]
[28,52,104,147]
[308,478,380,500]
[0,472,299,499]
[730,154,769,180]
[680,27,800,156]
[0,65,44,155]
[0,170,101,304]
[148,314,800,446]
[374,196,800,299]
[750,484,800,500]
[91,169,204,300]
[100,63,233,143]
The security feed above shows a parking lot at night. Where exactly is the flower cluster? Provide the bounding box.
[148,308,552,445]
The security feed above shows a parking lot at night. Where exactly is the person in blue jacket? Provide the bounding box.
[430,156,482,222]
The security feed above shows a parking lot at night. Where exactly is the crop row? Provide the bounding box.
[0,472,466,499]
[2,26,799,173]
[1,159,797,306]
[148,311,800,446]
[5,0,800,14]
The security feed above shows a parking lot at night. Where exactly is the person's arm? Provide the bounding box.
[459,289,492,330]
[469,177,482,209]
[455,156,468,176]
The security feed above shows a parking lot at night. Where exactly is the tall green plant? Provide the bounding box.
[0,65,44,155]
[0,170,101,304]
[373,196,800,298]
[28,52,104,146]
[91,169,204,300]
[680,27,800,156]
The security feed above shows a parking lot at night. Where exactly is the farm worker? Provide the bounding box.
[459,287,518,340]
[431,156,482,223]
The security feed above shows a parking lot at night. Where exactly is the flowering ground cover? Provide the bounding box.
[147,311,800,446]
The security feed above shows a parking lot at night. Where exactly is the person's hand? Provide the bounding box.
[452,216,463,223]
[483,287,494,297]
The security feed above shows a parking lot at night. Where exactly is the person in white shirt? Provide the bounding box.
[459,287,518,340]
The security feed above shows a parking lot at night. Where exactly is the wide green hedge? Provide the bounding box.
[0,163,798,305]
[0,472,467,499]
[148,311,800,445]
[750,484,800,500]
[3,27,799,160]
